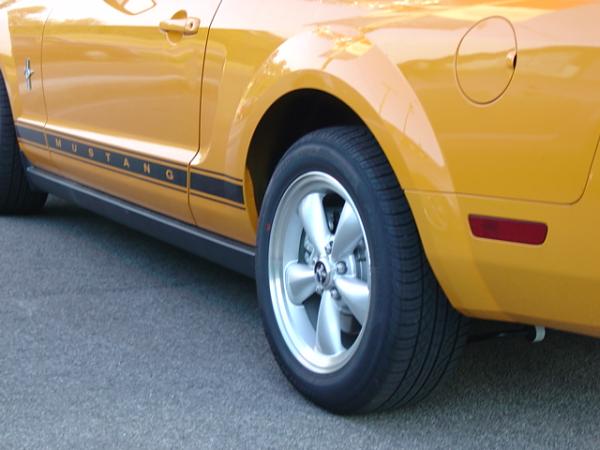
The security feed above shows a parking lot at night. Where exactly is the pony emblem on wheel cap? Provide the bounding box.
[314,261,329,286]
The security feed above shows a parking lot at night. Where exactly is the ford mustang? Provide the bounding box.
[1,0,599,414]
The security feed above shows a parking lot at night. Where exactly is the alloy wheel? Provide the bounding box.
[268,172,371,374]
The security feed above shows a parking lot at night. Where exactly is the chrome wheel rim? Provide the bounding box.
[268,172,371,374]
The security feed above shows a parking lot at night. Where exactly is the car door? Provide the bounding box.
[41,0,222,223]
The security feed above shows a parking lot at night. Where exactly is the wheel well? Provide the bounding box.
[246,89,364,211]
[0,68,8,98]
[0,67,15,114]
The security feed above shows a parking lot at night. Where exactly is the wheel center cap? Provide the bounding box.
[314,261,330,287]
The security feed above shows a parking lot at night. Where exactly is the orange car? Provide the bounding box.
[1,0,599,413]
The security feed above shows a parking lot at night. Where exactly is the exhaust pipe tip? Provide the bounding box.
[530,325,546,343]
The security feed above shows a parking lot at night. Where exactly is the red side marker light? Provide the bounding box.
[469,215,548,245]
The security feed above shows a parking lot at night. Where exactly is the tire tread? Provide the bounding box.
[296,126,469,413]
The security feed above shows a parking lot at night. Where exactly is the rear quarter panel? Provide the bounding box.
[200,1,600,230]
[200,0,600,335]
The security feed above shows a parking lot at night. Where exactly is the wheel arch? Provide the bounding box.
[234,30,454,220]
[0,8,20,117]
[246,88,365,212]
[0,64,16,115]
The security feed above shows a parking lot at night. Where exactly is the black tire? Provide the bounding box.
[256,126,469,414]
[0,77,47,214]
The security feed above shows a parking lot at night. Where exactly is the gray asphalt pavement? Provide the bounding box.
[1,196,599,449]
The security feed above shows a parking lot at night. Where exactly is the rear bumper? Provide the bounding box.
[406,165,600,338]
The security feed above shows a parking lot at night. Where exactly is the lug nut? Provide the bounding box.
[331,288,341,300]
[336,262,347,275]
[325,242,333,255]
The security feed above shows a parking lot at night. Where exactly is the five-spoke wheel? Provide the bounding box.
[269,172,371,373]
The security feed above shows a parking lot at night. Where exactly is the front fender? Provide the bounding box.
[0,1,51,127]
[0,7,19,113]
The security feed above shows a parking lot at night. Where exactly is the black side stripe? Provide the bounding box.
[191,173,244,205]
[193,167,243,183]
[15,123,245,207]
[16,125,46,146]
[46,133,188,188]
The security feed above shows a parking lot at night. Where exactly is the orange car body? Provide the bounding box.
[2,0,599,336]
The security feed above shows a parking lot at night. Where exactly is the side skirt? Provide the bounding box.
[26,166,256,278]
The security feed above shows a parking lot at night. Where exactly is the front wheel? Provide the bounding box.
[0,77,47,214]
[256,126,468,414]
